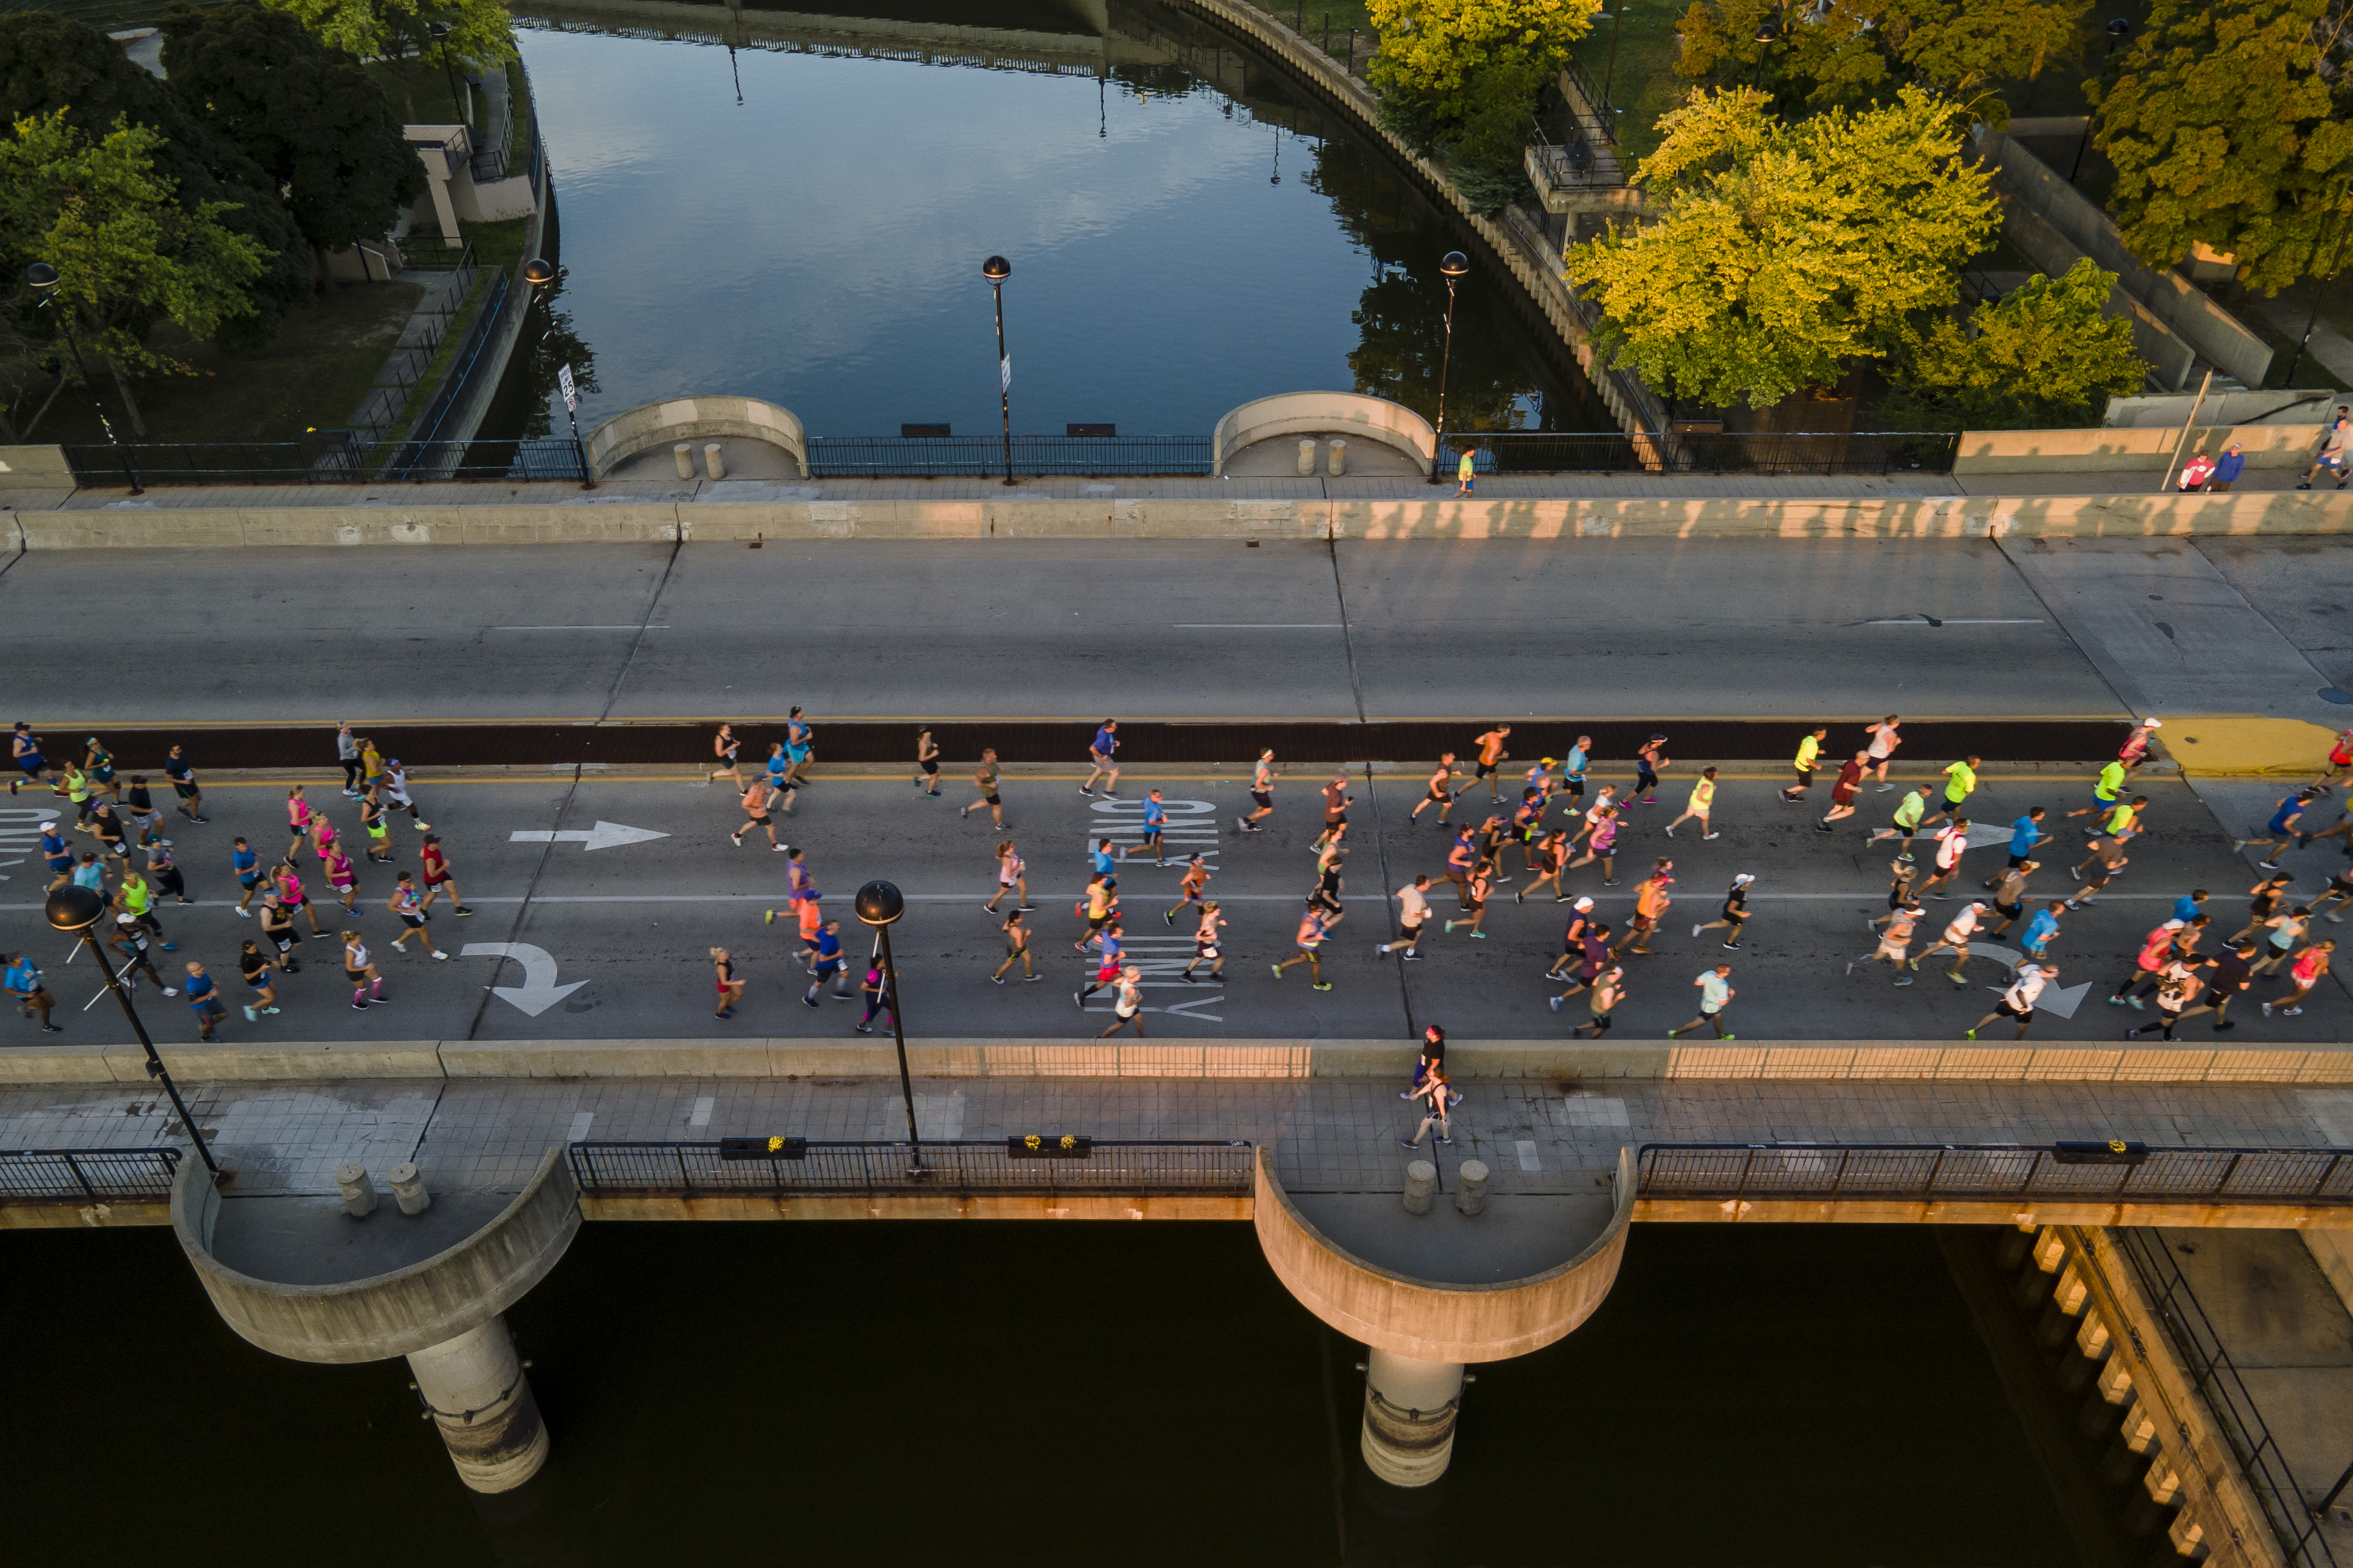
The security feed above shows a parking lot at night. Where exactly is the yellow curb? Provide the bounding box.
[2167,715,2344,776]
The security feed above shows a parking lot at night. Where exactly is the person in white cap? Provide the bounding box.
[2119,718,2162,775]
[1544,896,1599,980]
[1692,874,1755,950]
[1913,899,1990,983]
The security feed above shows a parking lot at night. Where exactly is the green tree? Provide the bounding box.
[1567,84,1997,407]
[1884,259,2148,427]
[2089,0,2353,295]
[0,111,270,436]
[0,11,309,347]
[1367,0,1599,206]
[260,0,514,112]
[162,1,421,281]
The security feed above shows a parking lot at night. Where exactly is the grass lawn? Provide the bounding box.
[366,52,479,129]
[1568,0,1687,165]
[24,281,424,447]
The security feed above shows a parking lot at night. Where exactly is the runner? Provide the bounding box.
[856,960,898,1034]
[1076,923,1127,1007]
[258,890,302,973]
[708,724,746,786]
[86,800,127,861]
[1666,965,1736,1040]
[1472,725,1512,800]
[2188,940,2258,1030]
[1128,788,1172,866]
[1633,733,1670,804]
[1514,830,1572,903]
[60,759,91,827]
[1984,860,2039,937]
[794,894,824,969]
[1572,964,1626,1039]
[182,960,227,1041]
[802,921,851,1005]
[2262,937,2336,1017]
[107,914,171,994]
[1080,719,1120,798]
[2125,959,2202,1041]
[1692,874,1755,950]
[5,951,59,1032]
[144,835,188,906]
[1271,901,1333,990]
[162,744,206,822]
[1442,826,1477,908]
[323,840,360,915]
[2096,795,2149,847]
[2229,873,2298,943]
[1613,860,1674,956]
[1400,1064,1454,1147]
[238,941,281,1021]
[70,851,107,897]
[1967,961,2055,1040]
[713,947,746,1018]
[381,759,428,830]
[2064,835,2131,908]
[1928,756,1981,827]
[2107,919,2186,1010]
[2300,408,2352,488]
[1410,753,1464,823]
[2321,728,2353,792]
[1182,901,1229,982]
[359,735,386,797]
[387,872,447,959]
[1097,966,1148,1039]
[1863,714,1902,789]
[961,748,1007,827]
[417,835,473,916]
[1310,847,1347,925]
[1779,727,1828,803]
[1524,757,1558,811]
[114,865,170,947]
[337,721,362,795]
[1073,874,1115,953]
[731,775,784,849]
[341,931,386,1011]
[1989,808,2049,885]
[913,727,941,796]
[82,736,117,803]
[119,775,161,843]
[1560,736,1591,817]
[9,721,55,795]
[1917,818,1971,898]
[2253,905,2313,976]
[1544,897,1599,981]
[359,787,392,863]
[1914,900,1989,983]
[276,860,325,934]
[2066,758,2127,824]
[2235,789,2319,869]
[2120,717,2165,776]
[1851,902,1924,985]
[1443,862,1491,939]
[1816,751,1867,830]
[1165,853,1211,923]
[40,820,70,892]
[1313,772,1352,851]
[2309,864,2353,925]
[783,707,816,789]
[1240,748,1277,833]
[984,840,1030,914]
[1550,922,1616,1009]
[1377,877,1432,959]
[2020,900,2066,964]
[1567,804,1621,885]
[1508,787,1547,867]
[1666,767,1722,840]
[991,908,1038,984]
[283,786,313,862]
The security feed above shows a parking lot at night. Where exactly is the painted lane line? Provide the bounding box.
[1861,618,2046,626]
[690,1095,714,1128]
[0,891,2198,911]
[569,1111,595,1142]
[1170,623,1342,629]
[1516,1140,1542,1173]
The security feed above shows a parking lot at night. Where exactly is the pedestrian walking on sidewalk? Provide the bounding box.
[1400,1064,1454,1146]
[2300,408,2352,488]
[1400,1024,1445,1101]
[1666,965,1736,1039]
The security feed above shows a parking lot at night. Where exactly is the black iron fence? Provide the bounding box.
[569,1138,1254,1197]
[1636,1143,2353,1206]
[0,1146,180,1201]
[1443,430,1963,476]
[806,435,1215,478]
[61,433,586,486]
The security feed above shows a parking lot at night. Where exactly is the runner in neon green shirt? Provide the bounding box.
[1932,756,1980,826]
[1867,786,1932,861]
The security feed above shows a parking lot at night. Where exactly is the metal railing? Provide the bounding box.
[0,1146,180,1201]
[1636,1143,2353,1206]
[61,433,586,486]
[806,435,1214,478]
[1440,430,1963,476]
[387,270,514,474]
[2111,1228,2337,1566]
[569,1138,1254,1196]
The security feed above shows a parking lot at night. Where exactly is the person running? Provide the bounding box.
[803,922,851,1005]
[1852,902,1924,984]
[387,872,447,959]
[856,962,898,1035]
[1313,772,1352,851]
[1693,873,1755,950]
[1378,876,1432,960]
[337,721,362,796]
[1967,961,2056,1040]
[732,775,785,850]
[416,835,472,916]
[2309,863,2353,925]
[258,891,302,973]
[2300,408,2352,488]
[2188,940,2258,1030]
[5,951,59,1033]
[82,738,117,801]
[2230,873,2298,943]
[1441,826,1477,908]
[1080,719,1121,798]
[1551,922,1616,1009]
[1166,853,1212,923]
[86,801,128,862]
[108,914,171,994]
[1988,809,2048,886]
[991,908,1038,984]
[1272,902,1333,990]
[1779,727,1828,803]
[913,727,941,796]
[1545,897,1600,981]
[238,941,281,1021]
[1928,756,1980,827]
[323,841,360,915]
[381,760,429,831]
[60,760,92,828]
[40,820,71,892]
[712,947,746,1018]
[1073,874,1115,953]
[2318,727,2353,792]
[1985,860,2039,937]
[793,894,824,968]
[1129,789,1173,866]
[2067,758,2129,824]
[1411,753,1464,823]
[2095,795,2149,847]
[1444,863,1492,939]
[1311,843,1348,926]
[1568,804,1621,885]
[2263,937,2336,1017]
[307,809,341,873]
[181,960,227,1041]
[9,721,55,796]
[1817,752,1867,830]
[276,861,325,935]
[115,866,170,947]
[158,744,206,823]
[1667,965,1736,1040]
[1516,830,1572,903]
[359,788,391,863]
[1867,786,1932,861]
[1182,901,1228,982]
[144,835,188,906]
[1097,967,1148,1039]
[2107,919,2186,1010]
[1914,900,1988,983]
[1918,819,1971,898]
[1667,767,1722,840]
[283,786,314,863]
[984,840,1029,914]
[1615,861,1675,956]
[71,851,108,898]
[1240,748,1277,833]
[339,931,387,1010]
[1076,923,1127,1008]
[1573,965,1627,1039]
[2020,900,2066,965]
[2254,905,2313,976]
[709,724,746,786]
[2236,790,2320,869]
[119,775,162,844]
[1559,736,1592,817]
[2065,835,2131,908]
[1863,715,1902,789]
[961,748,1006,827]
[1401,1064,1455,1147]
[1472,726,1513,800]
[1508,787,1547,867]
[359,735,386,798]
[1633,733,1670,804]
[2125,959,2203,1041]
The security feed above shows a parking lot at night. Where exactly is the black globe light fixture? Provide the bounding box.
[854,879,924,1173]
[25,261,141,493]
[1429,250,1469,487]
[981,255,1015,487]
[46,884,220,1178]
[1751,21,1779,86]
[522,258,596,490]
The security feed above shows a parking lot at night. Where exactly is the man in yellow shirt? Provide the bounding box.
[1779,727,1828,803]
[1929,755,1980,827]
[1666,766,1720,840]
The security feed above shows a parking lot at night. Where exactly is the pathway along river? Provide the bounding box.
[490,0,1611,445]
[12,1222,2117,1564]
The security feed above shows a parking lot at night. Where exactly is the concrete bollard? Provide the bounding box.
[1297,438,1317,476]
[1455,1160,1489,1216]
[335,1162,377,1219]
[672,442,694,479]
[1327,438,1347,476]
[703,442,726,481]
[388,1162,431,1216]
[1402,1159,1435,1215]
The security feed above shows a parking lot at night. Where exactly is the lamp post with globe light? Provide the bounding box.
[24,262,141,493]
[854,880,924,1174]
[983,255,1014,486]
[1428,251,1469,486]
[523,258,595,488]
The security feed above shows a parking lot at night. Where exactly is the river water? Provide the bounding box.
[13,1221,2090,1564]
[501,0,1607,443]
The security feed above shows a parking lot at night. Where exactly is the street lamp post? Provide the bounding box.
[1751,21,1779,89]
[46,885,220,1179]
[26,262,141,495]
[1429,250,1468,487]
[522,258,595,490]
[982,256,1014,487]
[854,880,923,1176]
[427,21,465,128]
[2286,196,2353,387]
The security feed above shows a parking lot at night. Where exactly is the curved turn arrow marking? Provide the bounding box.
[462,942,587,1016]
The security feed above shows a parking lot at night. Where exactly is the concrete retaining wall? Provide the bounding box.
[1954,423,2318,476]
[585,396,810,479]
[1211,392,1434,476]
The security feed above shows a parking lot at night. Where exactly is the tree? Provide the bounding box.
[0,11,309,347]
[1672,0,2089,126]
[0,111,270,436]
[1884,259,2148,427]
[162,1,421,278]
[2089,0,2353,295]
[1567,85,1997,407]
[1367,0,1599,206]
[259,0,514,99]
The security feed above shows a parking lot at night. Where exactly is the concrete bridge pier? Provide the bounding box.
[407,1316,549,1492]
[1359,1348,1465,1487]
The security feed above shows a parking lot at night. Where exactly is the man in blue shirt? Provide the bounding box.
[5,953,58,1032]
[1988,809,2047,890]
[2022,901,2065,960]
[1561,736,1591,817]
[2173,889,2209,924]
[40,821,72,891]
[1127,789,1169,866]
[802,920,849,1006]
[182,960,225,1041]
[1090,837,1119,891]
[1081,720,1120,799]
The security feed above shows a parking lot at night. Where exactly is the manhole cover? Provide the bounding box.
[2323,688,2353,705]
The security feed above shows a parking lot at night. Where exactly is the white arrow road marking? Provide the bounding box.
[1965,942,2093,1019]
[509,821,670,852]
[462,942,588,1016]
